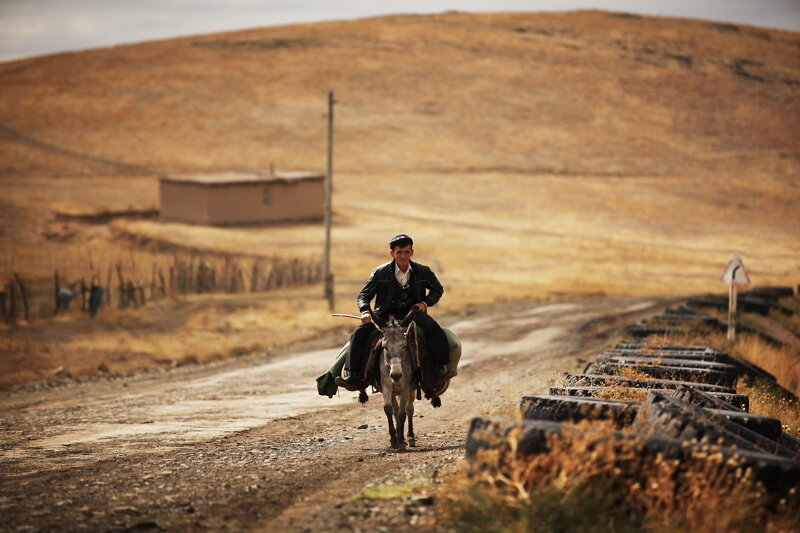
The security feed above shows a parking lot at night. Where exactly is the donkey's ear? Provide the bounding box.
[400,309,415,328]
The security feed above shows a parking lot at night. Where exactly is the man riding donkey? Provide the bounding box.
[336,234,453,399]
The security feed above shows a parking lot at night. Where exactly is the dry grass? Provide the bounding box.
[439,304,800,532]
[594,386,649,403]
[738,379,800,440]
[2,10,799,294]
[730,334,800,395]
[771,298,800,337]
[0,286,351,386]
[627,320,800,439]
[441,421,799,533]
[2,12,798,178]
[650,329,800,398]
[1,11,798,385]
[593,366,652,402]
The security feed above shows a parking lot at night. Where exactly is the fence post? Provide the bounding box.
[186,259,193,293]
[106,264,112,305]
[169,266,175,297]
[13,273,28,322]
[80,279,88,312]
[89,282,102,317]
[116,262,126,308]
[137,280,145,306]
[54,271,61,314]
[8,281,16,323]
[158,268,166,298]
[150,264,157,300]
[126,280,137,308]
[250,261,259,293]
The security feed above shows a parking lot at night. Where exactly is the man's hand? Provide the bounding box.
[360,311,372,324]
[413,302,427,313]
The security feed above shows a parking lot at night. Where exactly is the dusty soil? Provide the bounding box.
[0,296,679,532]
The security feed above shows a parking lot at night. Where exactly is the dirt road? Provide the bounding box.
[0,296,677,532]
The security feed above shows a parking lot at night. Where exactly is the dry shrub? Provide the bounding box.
[442,420,799,533]
[593,366,660,402]
[738,379,800,440]
[726,333,800,397]
[639,329,800,397]
[775,297,800,335]
[646,330,711,347]
[620,366,652,381]
[770,309,800,337]
[595,384,649,403]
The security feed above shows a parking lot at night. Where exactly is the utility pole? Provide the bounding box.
[323,90,335,310]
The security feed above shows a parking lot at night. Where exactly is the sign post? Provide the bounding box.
[720,253,751,342]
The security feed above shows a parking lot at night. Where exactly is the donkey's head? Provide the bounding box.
[377,312,415,383]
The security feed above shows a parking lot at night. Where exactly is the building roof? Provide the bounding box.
[160,171,324,187]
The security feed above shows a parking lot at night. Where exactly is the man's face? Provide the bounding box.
[390,245,414,269]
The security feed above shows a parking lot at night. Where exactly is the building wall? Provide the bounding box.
[160,178,323,225]
[160,181,211,224]
[206,180,323,224]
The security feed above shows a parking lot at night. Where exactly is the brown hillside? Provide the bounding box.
[1,10,798,178]
[0,10,799,386]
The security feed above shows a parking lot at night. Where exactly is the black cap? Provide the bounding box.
[389,234,413,249]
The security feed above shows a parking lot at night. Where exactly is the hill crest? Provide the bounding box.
[0,9,798,179]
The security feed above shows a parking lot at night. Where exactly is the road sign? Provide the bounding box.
[720,252,750,288]
[720,253,750,342]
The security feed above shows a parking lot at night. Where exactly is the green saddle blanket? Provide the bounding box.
[315,327,461,398]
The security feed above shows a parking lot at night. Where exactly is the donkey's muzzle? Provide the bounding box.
[391,371,402,382]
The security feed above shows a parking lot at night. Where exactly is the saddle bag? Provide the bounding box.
[316,328,461,398]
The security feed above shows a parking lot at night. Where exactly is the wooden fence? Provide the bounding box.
[1,254,322,323]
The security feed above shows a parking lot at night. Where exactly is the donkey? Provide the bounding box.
[374,312,419,450]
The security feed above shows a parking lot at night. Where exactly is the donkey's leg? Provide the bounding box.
[383,391,398,449]
[392,394,407,450]
[406,397,416,447]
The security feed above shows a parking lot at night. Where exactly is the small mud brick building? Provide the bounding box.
[159,171,324,225]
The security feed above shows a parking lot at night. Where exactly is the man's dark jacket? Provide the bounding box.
[357,260,443,318]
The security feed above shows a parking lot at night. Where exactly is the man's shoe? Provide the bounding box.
[336,373,359,391]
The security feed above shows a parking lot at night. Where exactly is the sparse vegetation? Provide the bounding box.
[440,300,800,533]
[594,367,651,402]
[773,297,800,336]
[0,10,797,533]
[352,484,420,500]
[1,10,798,387]
[738,378,800,439]
[648,328,800,398]
[441,422,799,533]
[728,333,800,395]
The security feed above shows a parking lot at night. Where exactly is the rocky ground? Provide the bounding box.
[0,296,679,532]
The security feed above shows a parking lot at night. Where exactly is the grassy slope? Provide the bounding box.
[0,10,799,385]
[1,11,798,177]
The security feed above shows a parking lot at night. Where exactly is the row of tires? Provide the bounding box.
[466,293,800,496]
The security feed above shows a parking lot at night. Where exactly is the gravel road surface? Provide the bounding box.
[0,296,677,532]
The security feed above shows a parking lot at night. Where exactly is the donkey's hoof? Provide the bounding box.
[407,437,416,447]
[395,440,407,451]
